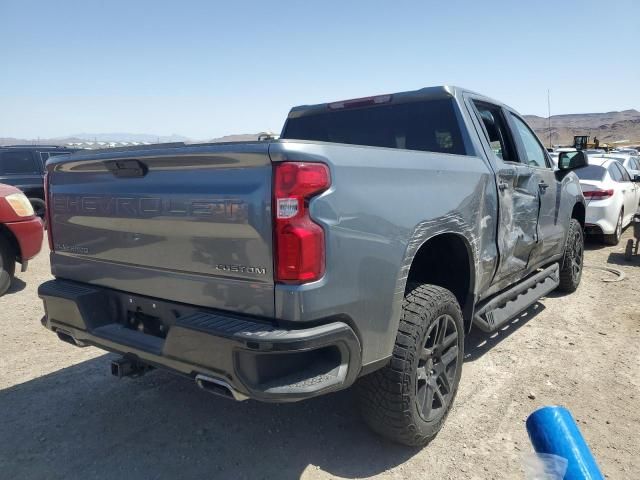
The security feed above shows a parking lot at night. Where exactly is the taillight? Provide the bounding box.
[583,189,614,200]
[44,172,54,250]
[273,162,330,283]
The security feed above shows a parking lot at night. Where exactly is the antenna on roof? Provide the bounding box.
[547,89,552,149]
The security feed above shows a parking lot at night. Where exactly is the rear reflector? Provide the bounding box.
[328,94,392,110]
[273,162,330,283]
[583,189,614,199]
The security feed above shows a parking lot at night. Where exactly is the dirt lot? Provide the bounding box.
[1,233,638,480]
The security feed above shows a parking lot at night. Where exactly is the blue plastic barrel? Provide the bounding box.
[526,406,604,480]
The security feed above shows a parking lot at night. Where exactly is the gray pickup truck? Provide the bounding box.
[39,86,586,446]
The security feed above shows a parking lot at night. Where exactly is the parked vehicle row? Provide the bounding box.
[0,146,77,217]
[548,147,640,245]
[598,153,640,178]
[574,156,640,244]
[0,184,43,295]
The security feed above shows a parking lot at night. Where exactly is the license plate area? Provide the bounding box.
[117,293,184,340]
[125,309,167,338]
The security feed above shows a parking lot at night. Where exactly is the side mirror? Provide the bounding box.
[634,175,640,183]
[558,150,588,171]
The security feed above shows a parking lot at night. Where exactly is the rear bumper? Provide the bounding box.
[585,201,618,234]
[38,279,361,402]
[5,216,43,261]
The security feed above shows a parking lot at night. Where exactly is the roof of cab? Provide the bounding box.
[287,85,512,119]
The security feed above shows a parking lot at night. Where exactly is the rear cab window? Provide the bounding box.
[282,98,469,155]
[574,165,606,181]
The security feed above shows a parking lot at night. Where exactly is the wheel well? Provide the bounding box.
[571,203,586,227]
[0,225,20,261]
[406,233,474,330]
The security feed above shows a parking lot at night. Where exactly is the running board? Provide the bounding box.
[473,263,559,333]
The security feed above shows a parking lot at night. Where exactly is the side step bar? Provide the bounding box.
[473,263,560,333]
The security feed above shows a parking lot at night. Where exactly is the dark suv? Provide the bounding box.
[0,146,77,216]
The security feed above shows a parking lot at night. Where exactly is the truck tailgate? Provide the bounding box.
[46,143,274,316]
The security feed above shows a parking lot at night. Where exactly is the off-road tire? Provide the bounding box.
[558,218,584,293]
[604,210,623,245]
[356,284,464,447]
[0,235,16,296]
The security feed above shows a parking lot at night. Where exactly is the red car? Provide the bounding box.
[0,183,44,295]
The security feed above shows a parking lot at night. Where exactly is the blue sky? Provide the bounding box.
[1,0,639,139]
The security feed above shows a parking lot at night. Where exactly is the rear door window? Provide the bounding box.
[608,163,624,182]
[616,162,632,182]
[282,98,468,155]
[472,101,517,162]
[0,151,39,175]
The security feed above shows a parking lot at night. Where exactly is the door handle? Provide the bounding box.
[538,181,549,192]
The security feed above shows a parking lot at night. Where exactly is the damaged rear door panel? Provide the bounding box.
[468,99,541,282]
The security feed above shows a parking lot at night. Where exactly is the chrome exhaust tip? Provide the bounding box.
[195,374,248,401]
[55,328,87,347]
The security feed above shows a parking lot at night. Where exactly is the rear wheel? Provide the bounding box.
[356,284,464,447]
[625,239,634,260]
[558,218,584,292]
[604,209,623,245]
[0,235,16,296]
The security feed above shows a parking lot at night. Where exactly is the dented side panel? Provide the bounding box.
[493,164,541,281]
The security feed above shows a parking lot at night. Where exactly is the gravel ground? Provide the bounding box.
[1,232,638,480]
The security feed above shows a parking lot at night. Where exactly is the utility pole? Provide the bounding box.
[547,89,552,149]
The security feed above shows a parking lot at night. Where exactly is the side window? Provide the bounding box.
[509,114,548,168]
[608,163,623,182]
[472,101,516,162]
[0,151,39,175]
[617,162,632,182]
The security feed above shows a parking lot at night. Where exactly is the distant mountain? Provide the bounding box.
[524,109,640,146]
[0,136,87,146]
[4,110,640,149]
[0,134,190,146]
[0,132,266,147]
[68,133,190,143]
